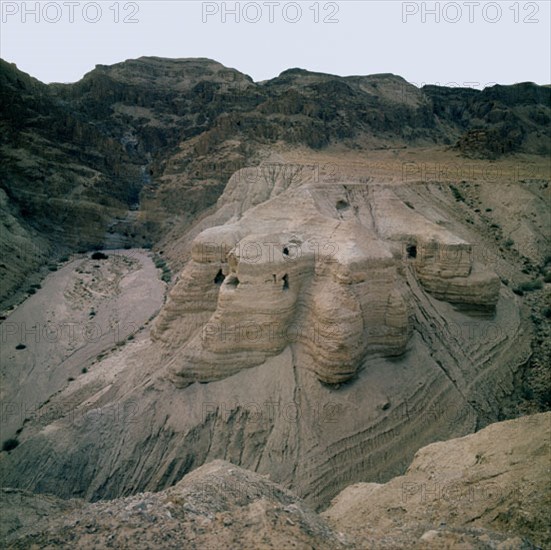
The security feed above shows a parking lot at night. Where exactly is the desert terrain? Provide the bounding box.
[1,413,549,549]
[0,249,165,441]
[0,57,549,548]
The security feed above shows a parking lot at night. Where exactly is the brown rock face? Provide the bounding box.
[323,412,551,549]
[2,57,549,309]
[370,186,500,308]
[1,460,349,550]
[153,165,499,387]
[0,58,547,531]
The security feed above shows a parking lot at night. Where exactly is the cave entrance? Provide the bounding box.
[282,273,289,290]
[226,275,239,288]
[406,244,417,259]
[91,252,108,260]
[214,269,225,285]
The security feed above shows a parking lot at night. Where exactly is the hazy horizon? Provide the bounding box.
[1,1,549,88]
[3,54,550,90]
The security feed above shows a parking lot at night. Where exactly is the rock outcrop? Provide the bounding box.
[2,57,549,308]
[1,57,547,523]
[1,460,348,550]
[152,166,500,387]
[0,158,533,514]
[370,186,500,308]
[323,411,551,549]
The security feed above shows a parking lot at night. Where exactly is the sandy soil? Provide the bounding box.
[0,249,165,441]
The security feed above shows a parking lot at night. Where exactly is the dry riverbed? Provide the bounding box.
[0,249,165,443]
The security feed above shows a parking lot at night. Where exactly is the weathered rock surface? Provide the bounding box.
[0,158,533,514]
[1,57,548,529]
[1,460,349,550]
[0,147,531,520]
[2,413,548,549]
[2,57,549,309]
[153,165,500,387]
[370,186,501,307]
[323,411,550,549]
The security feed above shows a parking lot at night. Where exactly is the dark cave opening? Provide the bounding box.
[226,275,240,288]
[282,273,289,290]
[214,269,225,285]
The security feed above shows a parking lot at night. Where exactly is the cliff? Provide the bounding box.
[2,57,549,307]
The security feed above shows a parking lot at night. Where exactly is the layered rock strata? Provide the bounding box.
[370,186,500,307]
[153,171,500,387]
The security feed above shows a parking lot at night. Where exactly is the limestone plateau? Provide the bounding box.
[0,57,550,548]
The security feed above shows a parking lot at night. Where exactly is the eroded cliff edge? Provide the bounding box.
[152,166,500,388]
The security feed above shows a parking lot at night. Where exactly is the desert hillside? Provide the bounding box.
[2,57,550,307]
[0,57,549,548]
[2,413,548,549]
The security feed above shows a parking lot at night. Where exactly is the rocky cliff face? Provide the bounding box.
[323,411,550,549]
[152,162,501,388]
[2,57,549,307]
[1,460,349,550]
[370,186,500,307]
[0,159,534,513]
[424,83,551,157]
[0,57,548,538]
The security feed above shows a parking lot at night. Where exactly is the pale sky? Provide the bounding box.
[1,1,550,87]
